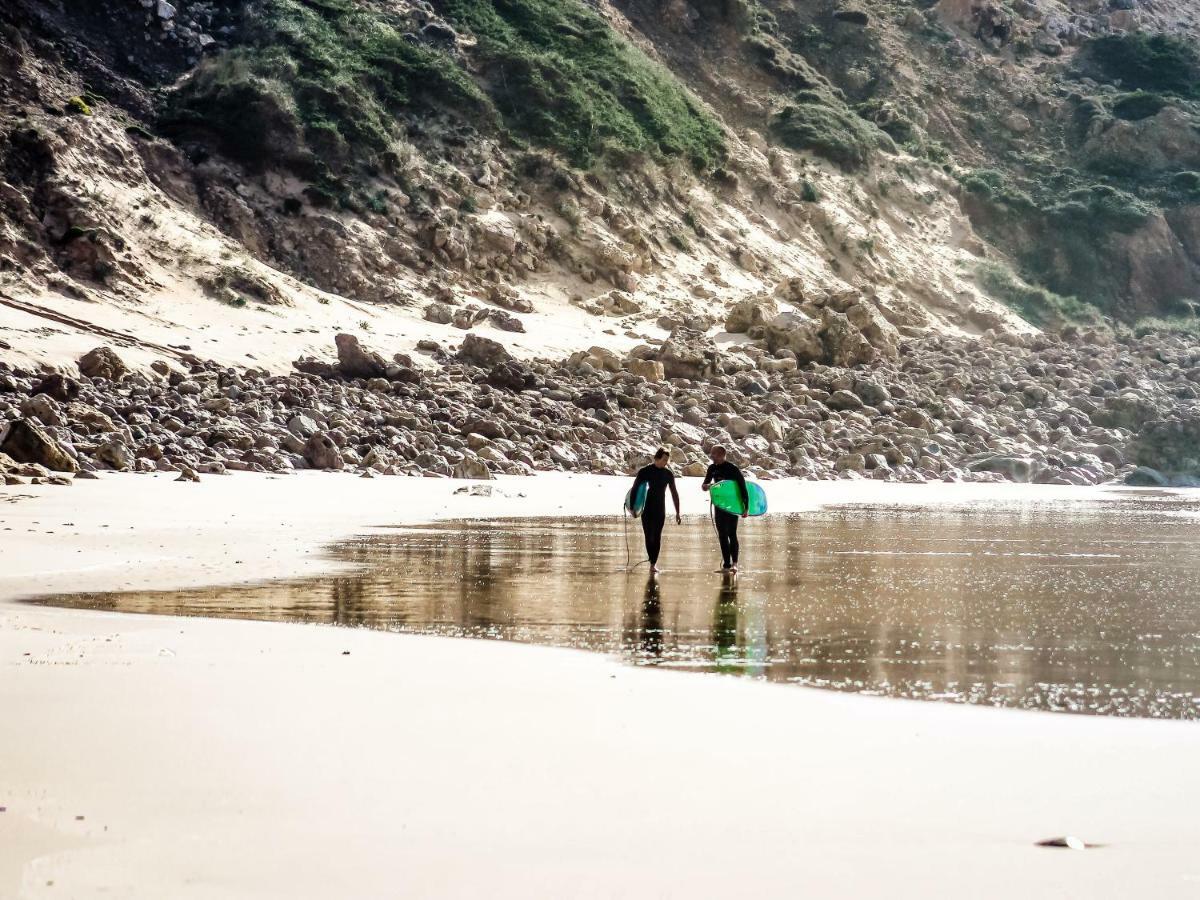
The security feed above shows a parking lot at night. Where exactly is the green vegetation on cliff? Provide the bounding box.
[770,89,889,170]
[165,0,724,173]
[439,0,725,168]
[1082,33,1200,98]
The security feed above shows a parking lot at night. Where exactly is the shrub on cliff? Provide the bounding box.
[769,89,891,170]
[164,0,725,173]
[1082,33,1200,98]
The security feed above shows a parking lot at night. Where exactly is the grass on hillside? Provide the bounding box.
[769,89,890,170]
[165,0,724,174]
[975,261,1104,330]
[1083,33,1200,98]
[439,0,725,168]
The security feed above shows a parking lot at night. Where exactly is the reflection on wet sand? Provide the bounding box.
[31,494,1200,718]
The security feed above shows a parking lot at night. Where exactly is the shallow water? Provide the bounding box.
[35,493,1200,718]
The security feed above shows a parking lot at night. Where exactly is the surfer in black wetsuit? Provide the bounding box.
[631,447,681,573]
[701,445,748,573]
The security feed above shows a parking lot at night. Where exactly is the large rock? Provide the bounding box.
[657,330,718,380]
[821,310,877,368]
[725,296,779,334]
[763,312,823,363]
[845,303,900,359]
[458,333,512,368]
[95,439,133,471]
[485,360,534,391]
[1131,414,1200,478]
[627,358,665,382]
[967,454,1036,483]
[78,346,129,381]
[303,433,345,470]
[827,390,864,411]
[31,374,80,402]
[335,333,388,379]
[20,394,64,426]
[1094,393,1160,430]
[0,419,78,472]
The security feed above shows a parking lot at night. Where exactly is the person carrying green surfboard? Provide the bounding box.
[701,445,749,573]
[631,447,681,573]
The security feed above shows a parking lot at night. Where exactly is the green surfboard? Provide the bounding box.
[709,480,767,516]
[625,481,649,517]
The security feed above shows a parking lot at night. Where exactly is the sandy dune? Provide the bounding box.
[2,473,1198,898]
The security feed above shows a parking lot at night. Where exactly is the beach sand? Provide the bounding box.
[2,473,1198,898]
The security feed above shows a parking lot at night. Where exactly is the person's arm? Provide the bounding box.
[736,466,749,517]
[669,473,681,523]
[701,464,715,492]
[631,468,647,502]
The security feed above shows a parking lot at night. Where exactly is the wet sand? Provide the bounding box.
[3,473,1200,897]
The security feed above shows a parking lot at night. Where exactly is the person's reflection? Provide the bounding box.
[712,576,739,667]
[639,575,664,661]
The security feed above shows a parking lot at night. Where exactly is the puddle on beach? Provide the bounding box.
[33,493,1200,718]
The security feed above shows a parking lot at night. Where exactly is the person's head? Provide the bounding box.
[710,445,727,464]
[653,447,671,468]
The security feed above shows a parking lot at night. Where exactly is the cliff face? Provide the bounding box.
[2,0,1200,371]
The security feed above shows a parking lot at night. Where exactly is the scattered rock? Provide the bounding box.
[334,333,387,379]
[0,419,79,472]
[78,347,129,381]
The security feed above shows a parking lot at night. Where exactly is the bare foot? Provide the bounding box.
[731,564,739,573]
[651,564,661,573]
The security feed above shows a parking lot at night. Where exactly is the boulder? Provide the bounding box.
[845,303,900,359]
[424,302,453,325]
[763,312,823,363]
[95,439,133,471]
[725,296,779,334]
[453,454,493,480]
[32,374,80,402]
[335,333,388,379]
[627,358,665,382]
[458,333,512,368]
[967,454,1036,483]
[1125,466,1169,487]
[827,390,864,411]
[0,419,78,472]
[489,310,526,333]
[657,330,718,380]
[303,433,345,470]
[1131,414,1200,478]
[20,394,64,426]
[821,310,877,368]
[78,346,129,381]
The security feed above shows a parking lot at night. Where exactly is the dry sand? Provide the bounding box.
[2,473,1199,898]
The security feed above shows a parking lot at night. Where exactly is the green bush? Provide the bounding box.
[1083,33,1200,97]
[439,0,725,168]
[1111,91,1169,121]
[164,0,484,173]
[975,261,1102,329]
[166,0,722,173]
[959,169,1034,209]
[1044,184,1151,233]
[769,89,889,170]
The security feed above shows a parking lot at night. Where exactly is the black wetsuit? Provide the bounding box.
[632,464,676,565]
[703,462,748,569]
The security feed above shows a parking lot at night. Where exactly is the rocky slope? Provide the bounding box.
[3,323,1199,487]
[3,0,1200,486]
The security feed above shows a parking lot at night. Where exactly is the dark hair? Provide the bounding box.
[654,447,671,460]
[711,445,727,456]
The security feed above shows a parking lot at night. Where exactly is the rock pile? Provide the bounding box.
[2,327,1200,487]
